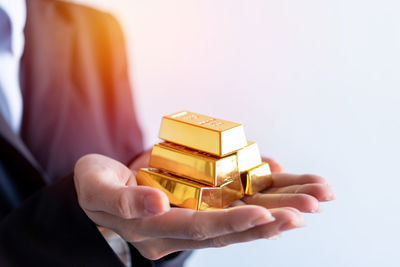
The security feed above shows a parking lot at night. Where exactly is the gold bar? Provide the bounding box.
[236,141,262,172]
[149,142,239,186]
[159,111,247,156]
[136,168,244,210]
[241,162,272,195]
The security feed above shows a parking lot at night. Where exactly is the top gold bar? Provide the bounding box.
[159,111,247,156]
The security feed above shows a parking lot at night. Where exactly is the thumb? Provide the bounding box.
[111,185,171,219]
[80,180,170,219]
[74,154,170,219]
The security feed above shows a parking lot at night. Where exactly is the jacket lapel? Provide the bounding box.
[0,104,44,179]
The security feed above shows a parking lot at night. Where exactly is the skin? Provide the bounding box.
[74,151,334,260]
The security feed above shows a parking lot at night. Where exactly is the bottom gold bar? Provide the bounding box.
[241,162,272,195]
[137,168,244,210]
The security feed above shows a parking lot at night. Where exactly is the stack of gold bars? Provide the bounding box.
[136,111,273,210]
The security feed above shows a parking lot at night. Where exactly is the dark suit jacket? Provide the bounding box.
[0,0,189,266]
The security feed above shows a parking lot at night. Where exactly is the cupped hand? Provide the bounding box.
[74,153,304,260]
[240,157,335,213]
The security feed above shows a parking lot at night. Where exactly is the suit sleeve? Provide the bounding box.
[0,172,192,267]
[0,174,126,267]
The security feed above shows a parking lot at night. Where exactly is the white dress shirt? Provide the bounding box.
[0,2,131,266]
[0,0,24,133]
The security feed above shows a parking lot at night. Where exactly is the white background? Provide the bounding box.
[72,1,400,266]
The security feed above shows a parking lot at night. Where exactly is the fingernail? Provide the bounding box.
[251,214,276,227]
[326,193,336,201]
[279,219,305,231]
[312,205,322,213]
[267,233,282,240]
[291,220,306,228]
[144,195,168,215]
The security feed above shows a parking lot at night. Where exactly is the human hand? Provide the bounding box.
[240,157,335,213]
[74,153,305,260]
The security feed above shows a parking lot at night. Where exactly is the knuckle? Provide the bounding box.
[185,213,208,240]
[186,215,208,240]
[210,237,228,248]
[117,190,133,219]
[188,224,208,240]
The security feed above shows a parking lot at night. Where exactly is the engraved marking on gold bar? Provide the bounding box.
[136,168,242,210]
[236,141,262,172]
[241,162,272,195]
[159,111,247,156]
[149,142,239,186]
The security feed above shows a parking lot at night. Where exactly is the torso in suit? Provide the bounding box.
[0,0,188,266]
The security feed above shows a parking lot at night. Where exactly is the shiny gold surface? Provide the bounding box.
[236,141,262,172]
[241,162,272,195]
[136,168,243,210]
[149,142,239,186]
[158,111,247,156]
[220,171,244,208]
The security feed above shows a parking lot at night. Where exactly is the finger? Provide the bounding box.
[84,209,153,243]
[82,184,170,219]
[132,207,304,260]
[265,183,335,201]
[262,157,283,173]
[243,193,320,213]
[128,205,276,241]
[270,173,328,187]
[74,154,170,219]
[129,149,152,172]
[229,199,246,207]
